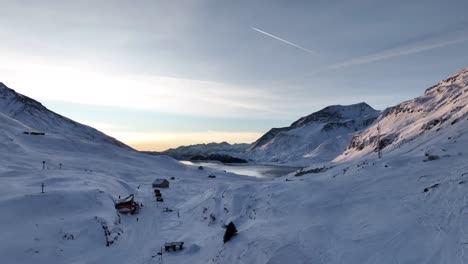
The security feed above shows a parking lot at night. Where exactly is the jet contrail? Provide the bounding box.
[251,27,317,56]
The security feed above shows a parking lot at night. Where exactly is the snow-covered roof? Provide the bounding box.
[152,179,168,185]
[115,194,134,204]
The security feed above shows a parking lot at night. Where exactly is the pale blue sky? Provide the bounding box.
[1,0,467,150]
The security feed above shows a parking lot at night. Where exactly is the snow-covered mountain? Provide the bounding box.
[338,67,468,161]
[2,67,468,264]
[0,82,130,149]
[245,103,380,165]
[162,103,380,166]
[161,142,250,161]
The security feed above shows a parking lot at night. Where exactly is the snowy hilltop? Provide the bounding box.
[1,67,468,264]
[0,82,130,149]
[246,102,380,165]
[161,142,250,162]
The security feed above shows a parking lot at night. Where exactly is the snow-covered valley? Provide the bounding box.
[163,103,380,167]
[1,67,468,264]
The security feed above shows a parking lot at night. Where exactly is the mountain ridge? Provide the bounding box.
[0,82,132,150]
[337,67,468,161]
[161,102,380,166]
[250,102,379,151]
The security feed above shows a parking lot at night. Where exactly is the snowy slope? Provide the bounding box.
[0,82,258,264]
[338,67,468,161]
[246,103,379,166]
[0,82,130,149]
[1,67,468,264]
[0,113,250,264]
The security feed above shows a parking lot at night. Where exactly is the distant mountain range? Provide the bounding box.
[2,67,466,169]
[162,103,380,166]
[162,68,468,167]
[159,142,250,161]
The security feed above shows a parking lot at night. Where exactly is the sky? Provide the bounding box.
[1,0,468,151]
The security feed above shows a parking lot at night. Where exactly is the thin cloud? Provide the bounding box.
[0,56,295,119]
[251,27,318,56]
[272,32,468,84]
[319,34,468,72]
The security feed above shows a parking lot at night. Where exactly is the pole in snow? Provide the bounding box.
[42,161,46,170]
[157,246,163,263]
[41,183,45,194]
[377,124,382,159]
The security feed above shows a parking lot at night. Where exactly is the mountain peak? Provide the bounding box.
[0,82,46,114]
[0,82,131,149]
[0,82,11,94]
[248,102,380,163]
[291,102,378,128]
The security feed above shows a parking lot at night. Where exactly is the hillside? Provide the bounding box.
[0,82,130,149]
[337,67,468,161]
[0,82,257,264]
[245,103,380,165]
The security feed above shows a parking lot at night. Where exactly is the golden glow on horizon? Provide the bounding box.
[0,56,270,152]
[113,131,262,151]
[81,121,261,151]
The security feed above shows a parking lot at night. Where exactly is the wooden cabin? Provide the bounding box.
[152,179,170,188]
[114,194,140,214]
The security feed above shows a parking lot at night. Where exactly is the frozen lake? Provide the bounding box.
[180,160,301,179]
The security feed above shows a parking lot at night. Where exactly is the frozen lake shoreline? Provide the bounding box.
[180,160,301,179]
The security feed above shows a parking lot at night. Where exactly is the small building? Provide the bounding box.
[165,242,184,251]
[152,179,170,188]
[115,194,140,215]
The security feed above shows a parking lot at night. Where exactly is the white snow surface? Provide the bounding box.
[1,67,468,264]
